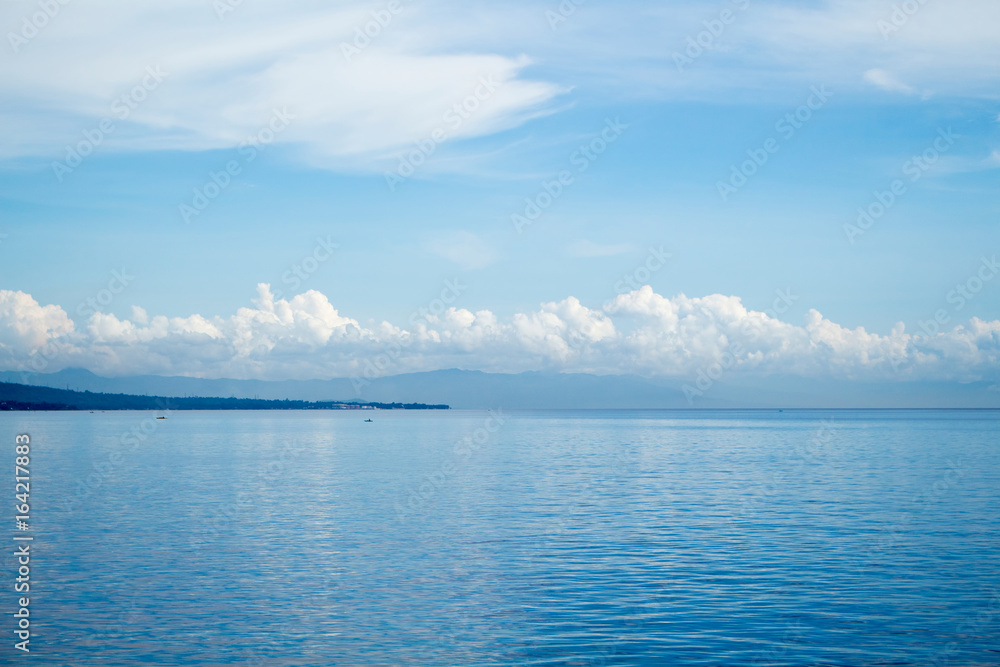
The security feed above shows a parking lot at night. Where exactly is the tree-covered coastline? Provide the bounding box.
[0,381,448,411]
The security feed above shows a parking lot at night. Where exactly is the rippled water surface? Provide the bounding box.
[10,409,1000,665]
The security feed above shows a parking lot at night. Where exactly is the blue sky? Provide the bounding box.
[0,0,998,385]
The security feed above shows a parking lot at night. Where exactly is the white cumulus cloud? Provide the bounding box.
[0,290,75,352]
[1,285,999,384]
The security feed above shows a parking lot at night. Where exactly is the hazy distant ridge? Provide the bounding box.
[2,368,997,409]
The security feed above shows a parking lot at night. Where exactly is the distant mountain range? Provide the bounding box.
[1,367,998,409]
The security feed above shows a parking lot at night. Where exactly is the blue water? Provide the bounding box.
[5,409,1000,665]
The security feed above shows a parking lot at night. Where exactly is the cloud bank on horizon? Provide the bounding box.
[1,284,997,385]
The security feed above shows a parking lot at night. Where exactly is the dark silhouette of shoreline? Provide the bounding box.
[0,381,448,411]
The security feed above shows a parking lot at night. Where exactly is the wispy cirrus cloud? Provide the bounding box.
[862,68,918,95]
[3,0,998,173]
[570,0,1000,102]
[0,0,563,168]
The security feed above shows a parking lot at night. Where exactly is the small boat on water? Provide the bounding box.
[364,419,373,423]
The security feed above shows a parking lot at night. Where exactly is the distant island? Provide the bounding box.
[0,381,448,411]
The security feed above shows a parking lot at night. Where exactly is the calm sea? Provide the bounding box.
[5,409,999,666]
